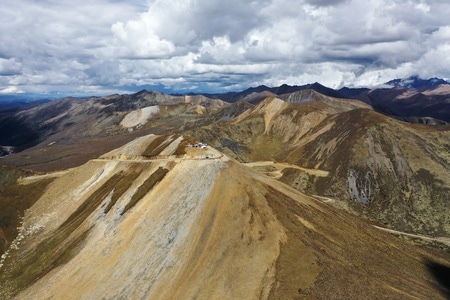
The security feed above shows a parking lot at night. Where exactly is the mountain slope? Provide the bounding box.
[13,90,227,141]
[0,134,449,299]
[0,91,229,171]
[279,88,371,111]
[198,82,342,103]
[190,97,450,238]
[212,100,255,122]
[341,78,450,123]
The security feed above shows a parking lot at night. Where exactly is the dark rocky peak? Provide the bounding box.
[241,85,271,94]
[308,82,343,98]
[385,76,450,90]
[213,100,254,122]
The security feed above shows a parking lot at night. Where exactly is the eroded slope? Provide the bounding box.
[0,134,449,299]
[190,97,450,238]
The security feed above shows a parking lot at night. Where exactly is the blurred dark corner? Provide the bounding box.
[426,259,450,298]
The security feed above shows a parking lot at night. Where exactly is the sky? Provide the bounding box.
[1,0,450,96]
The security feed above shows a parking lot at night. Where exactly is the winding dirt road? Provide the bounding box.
[373,225,450,247]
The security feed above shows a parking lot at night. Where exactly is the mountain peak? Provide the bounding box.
[385,76,450,89]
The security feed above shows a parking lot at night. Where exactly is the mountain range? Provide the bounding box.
[0,76,449,298]
[201,76,450,124]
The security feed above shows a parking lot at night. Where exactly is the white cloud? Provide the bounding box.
[0,58,22,76]
[0,86,25,94]
[111,21,177,59]
[1,0,450,95]
[306,0,347,6]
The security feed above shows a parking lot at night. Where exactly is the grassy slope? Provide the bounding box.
[189,99,450,238]
[0,166,53,255]
[0,142,448,298]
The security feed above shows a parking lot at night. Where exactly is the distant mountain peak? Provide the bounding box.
[385,76,450,89]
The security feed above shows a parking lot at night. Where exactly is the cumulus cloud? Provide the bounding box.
[0,0,141,95]
[0,86,25,94]
[0,58,22,76]
[306,0,348,7]
[1,0,450,95]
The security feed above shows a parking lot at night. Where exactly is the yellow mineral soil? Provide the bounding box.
[14,159,285,299]
[18,169,71,184]
[183,95,229,108]
[230,97,286,132]
[120,106,160,128]
[1,134,449,299]
[7,138,288,299]
[245,160,329,179]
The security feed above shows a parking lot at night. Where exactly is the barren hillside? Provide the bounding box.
[0,92,228,172]
[0,134,449,299]
[190,97,450,238]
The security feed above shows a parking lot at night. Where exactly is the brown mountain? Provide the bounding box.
[190,97,450,239]
[0,91,228,171]
[1,86,450,298]
[196,78,450,123]
[341,83,450,123]
[197,82,344,103]
[2,91,449,239]
[213,100,255,122]
[0,134,449,299]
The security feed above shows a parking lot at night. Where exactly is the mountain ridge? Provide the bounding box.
[189,97,450,238]
[1,76,450,157]
[1,81,450,298]
[1,134,449,299]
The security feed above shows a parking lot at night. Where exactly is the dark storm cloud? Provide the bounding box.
[1,0,450,94]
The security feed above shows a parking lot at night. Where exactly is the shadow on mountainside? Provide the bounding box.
[426,260,450,297]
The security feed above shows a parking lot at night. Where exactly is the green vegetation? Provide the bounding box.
[121,167,169,215]
[265,186,321,299]
[0,167,145,298]
[0,117,41,149]
[0,219,92,299]
[0,167,53,255]
[63,172,124,228]
[173,137,197,156]
[279,168,317,195]
[142,135,176,157]
[0,165,23,192]
[103,169,143,214]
